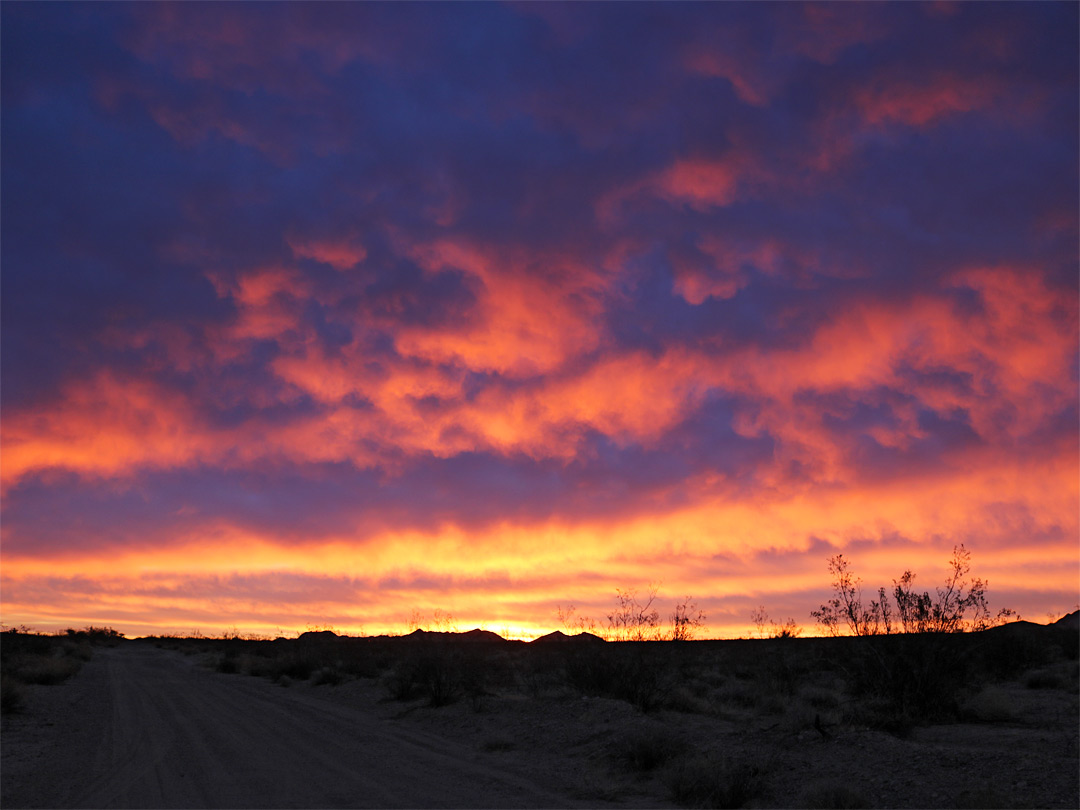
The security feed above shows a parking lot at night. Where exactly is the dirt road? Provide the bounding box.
[1,645,579,809]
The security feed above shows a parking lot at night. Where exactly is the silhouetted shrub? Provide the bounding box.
[844,634,970,729]
[1053,625,1080,660]
[974,626,1053,680]
[851,698,915,739]
[960,686,1016,723]
[666,756,769,809]
[312,666,345,686]
[278,654,317,681]
[665,684,712,714]
[1,676,25,714]
[1023,667,1067,690]
[564,645,672,711]
[614,726,686,773]
[383,650,463,706]
[74,626,126,645]
[457,655,492,711]
[1,630,53,658]
[799,684,843,711]
[16,655,82,685]
[385,659,420,701]
[61,641,93,661]
[762,648,804,696]
[417,653,459,707]
[340,651,383,679]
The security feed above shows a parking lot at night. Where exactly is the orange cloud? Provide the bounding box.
[597,154,759,226]
[657,158,742,209]
[670,237,789,304]
[2,441,1074,638]
[779,3,889,65]
[7,258,1070,503]
[0,372,217,490]
[396,238,609,377]
[856,74,996,127]
[683,49,771,106]
[288,236,367,270]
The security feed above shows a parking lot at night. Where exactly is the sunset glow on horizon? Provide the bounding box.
[2,2,1077,640]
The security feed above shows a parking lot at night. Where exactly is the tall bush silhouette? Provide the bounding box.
[812,544,1006,636]
[670,597,705,641]
[607,585,661,641]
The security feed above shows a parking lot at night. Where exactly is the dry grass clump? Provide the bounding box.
[613,725,687,773]
[61,640,93,661]
[1,629,98,713]
[1023,661,1079,692]
[665,683,713,714]
[311,665,346,686]
[1,676,26,714]
[712,677,763,709]
[13,654,83,685]
[562,646,674,712]
[960,685,1016,723]
[215,654,239,674]
[665,755,769,809]
[799,683,844,711]
[383,652,462,706]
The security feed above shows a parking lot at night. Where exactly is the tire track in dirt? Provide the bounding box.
[10,645,581,809]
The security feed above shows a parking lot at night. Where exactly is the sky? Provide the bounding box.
[2,2,1077,639]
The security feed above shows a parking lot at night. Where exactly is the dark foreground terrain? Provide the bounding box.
[2,620,1077,809]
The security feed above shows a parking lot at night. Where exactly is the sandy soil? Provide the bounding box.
[3,641,1078,809]
[1,646,584,809]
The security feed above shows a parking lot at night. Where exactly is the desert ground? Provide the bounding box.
[2,620,1077,809]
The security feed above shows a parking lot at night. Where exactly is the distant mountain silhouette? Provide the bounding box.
[1053,610,1079,630]
[456,628,506,642]
[297,630,341,641]
[401,628,507,642]
[531,630,606,644]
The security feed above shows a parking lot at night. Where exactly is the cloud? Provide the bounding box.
[2,2,1076,637]
[288,236,367,271]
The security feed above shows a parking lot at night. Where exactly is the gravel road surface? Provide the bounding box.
[2,645,579,809]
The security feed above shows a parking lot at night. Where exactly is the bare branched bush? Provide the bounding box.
[810,555,884,636]
[555,604,600,635]
[431,609,458,633]
[770,618,802,638]
[671,597,705,641]
[751,605,769,639]
[749,606,802,638]
[893,545,992,633]
[607,584,661,641]
[812,545,1006,636]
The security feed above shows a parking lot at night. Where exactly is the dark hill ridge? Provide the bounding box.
[277,614,1080,645]
[401,628,507,643]
[293,628,607,644]
[530,630,606,644]
[1053,610,1079,631]
[296,630,342,641]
